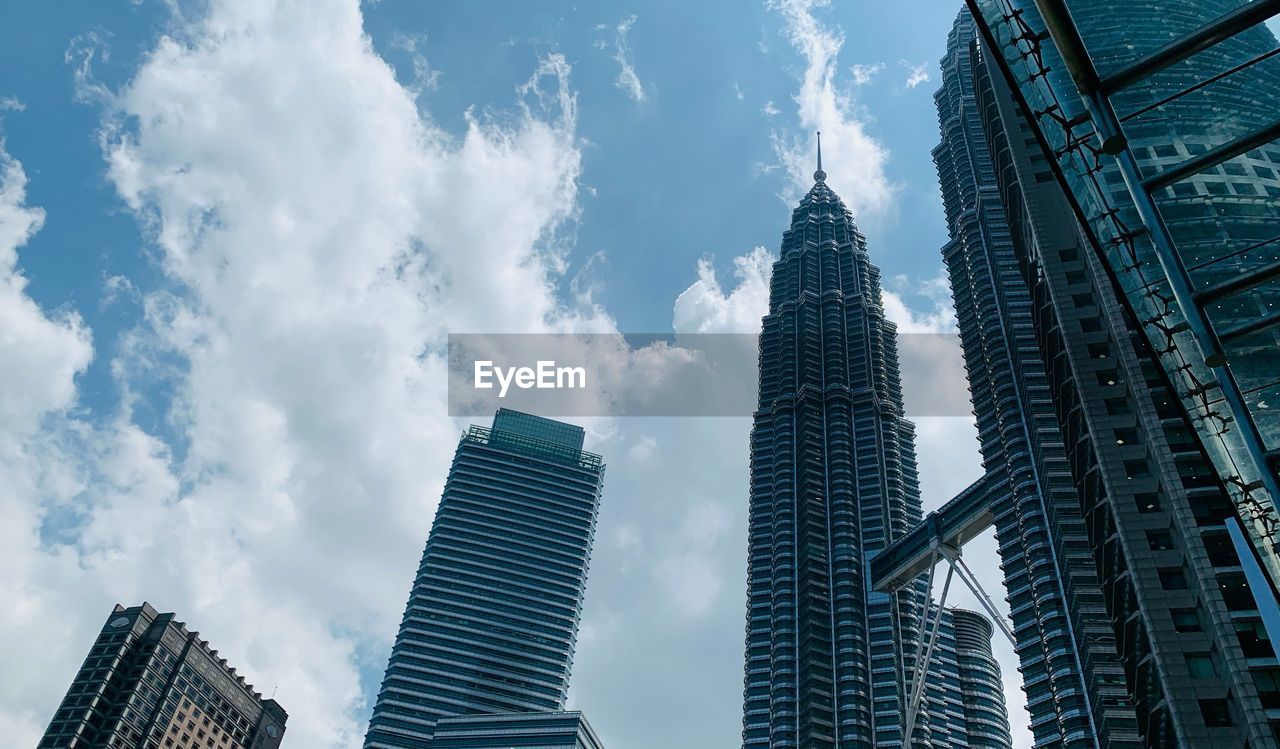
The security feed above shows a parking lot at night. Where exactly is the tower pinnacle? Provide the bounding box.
[814,130,826,182]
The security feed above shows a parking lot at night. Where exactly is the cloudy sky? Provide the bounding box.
[0,0,1028,747]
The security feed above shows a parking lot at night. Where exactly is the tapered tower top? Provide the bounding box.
[814,130,826,183]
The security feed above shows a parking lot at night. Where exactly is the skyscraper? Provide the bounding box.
[891,8,1280,747]
[364,409,606,749]
[950,609,1013,749]
[930,14,1137,747]
[741,144,1009,748]
[965,0,1280,598]
[39,602,287,749]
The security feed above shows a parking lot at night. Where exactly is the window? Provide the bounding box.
[1186,653,1216,678]
[1097,369,1120,387]
[1147,529,1175,551]
[1124,459,1151,479]
[1136,491,1163,513]
[1171,607,1201,632]
[1237,619,1274,657]
[1114,427,1139,446]
[1220,573,1257,611]
[1159,567,1188,590]
[1253,669,1280,709]
[1200,699,1233,727]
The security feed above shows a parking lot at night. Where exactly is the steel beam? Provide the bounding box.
[1194,258,1280,306]
[1143,119,1280,192]
[1220,310,1280,344]
[1100,0,1280,94]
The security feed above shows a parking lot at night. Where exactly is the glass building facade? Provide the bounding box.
[968,0,1280,614]
[363,409,605,748]
[740,153,1009,747]
[905,7,1280,747]
[39,602,287,749]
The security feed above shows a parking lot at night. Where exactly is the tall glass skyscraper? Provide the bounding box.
[965,0,1280,601]
[364,409,605,748]
[741,149,1009,748]
[915,8,1280,747]
[931,15,1136,748]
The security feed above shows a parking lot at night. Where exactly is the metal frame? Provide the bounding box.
[1030,0,1280,633]
[899,542,1016,747]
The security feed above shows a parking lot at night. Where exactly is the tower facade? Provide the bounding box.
[741,149,1008,748]
[364,409,605,748]
[933,14,1137,747]
[950,609,1013,749]
[39,603,287,749]
[933,8,1280,747]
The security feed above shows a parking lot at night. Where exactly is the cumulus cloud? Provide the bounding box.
[611,15,646,103]
[672,247,772,334]
[767,0,895,218]
[0,141,97,741]
[0,0,612,745]
[901,59,931,89]
[881,270,957,334]
[761,100,780,117]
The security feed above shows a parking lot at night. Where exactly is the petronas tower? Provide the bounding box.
[741,144,1009,749]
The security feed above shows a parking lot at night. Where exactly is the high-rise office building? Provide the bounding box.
[39,602,287,749]
[950,609,1013,749]
[965,0,1280,600]
[930,15,1136,747]
[740,145,1009,747]
[902,9,1280,747]
[364,409,606,749]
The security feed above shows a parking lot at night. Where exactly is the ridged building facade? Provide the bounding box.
[933,15,1136,748]
[364,409,605,748]
[39,603,287,749]
[934,8,1280,747]
[740,149,1009,748]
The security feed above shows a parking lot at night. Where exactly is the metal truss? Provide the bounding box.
[900,542,1016,747]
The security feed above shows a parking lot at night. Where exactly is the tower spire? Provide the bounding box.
[814,130,826,182]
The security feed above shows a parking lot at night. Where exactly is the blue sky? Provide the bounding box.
[0,1,1026,747]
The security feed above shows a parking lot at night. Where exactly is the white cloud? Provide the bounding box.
[767,0,895,218]
[0,141,97,743]
[0,97,25,112]
[761,100,780,117]
[850,62,884,86]
[611,15,646,103]
[655,500,732,618]
[0,0,610,745]
[901,59,931,89]
[885,270,957,330]
[733,83,745,101]
[672,247,772,334]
